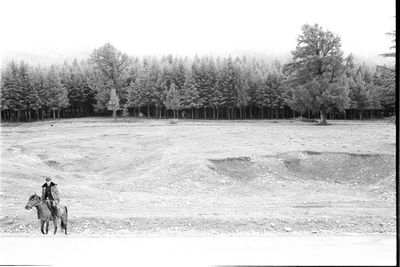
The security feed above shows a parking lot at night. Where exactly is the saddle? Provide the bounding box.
[45,201,60,217]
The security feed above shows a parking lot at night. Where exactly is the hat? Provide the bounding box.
[45,177,52,182]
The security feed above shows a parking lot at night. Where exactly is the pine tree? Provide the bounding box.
[61,59,90,117]
[267,71,286,119]
[28,66,46,120]
[89,43,131,115]
[121,104,130,118]
[45,65,69,119]
[373,66,395,116]
[248,63,264,119]
[164,82,182,118]
[1,62,20,121]
[349,69,372,119]
[107,86,120,120]
[210,66,224,119]
[284,24,350,124]
[196,56,217,119]
[236,79,250,119]
[182,69,203,119]
[218,57,238,119]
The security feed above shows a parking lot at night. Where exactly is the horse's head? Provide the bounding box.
[25,193,41,210]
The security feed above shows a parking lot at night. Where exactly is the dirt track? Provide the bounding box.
[0,235,396,266]
[0,118,396,236]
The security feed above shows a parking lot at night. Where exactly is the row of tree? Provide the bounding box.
[0,60,96,121]
[1,24,395,123]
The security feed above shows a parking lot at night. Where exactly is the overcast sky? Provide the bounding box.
[0,0,395,65]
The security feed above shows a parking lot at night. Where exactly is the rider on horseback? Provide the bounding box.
[41,177,60,220]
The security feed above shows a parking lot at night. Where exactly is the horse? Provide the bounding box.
[25,193,68,235]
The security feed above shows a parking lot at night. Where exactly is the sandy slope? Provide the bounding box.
[0,118,396,236]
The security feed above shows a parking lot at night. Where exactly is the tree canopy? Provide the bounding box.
[1,29,396,122]
[284,24,350,124]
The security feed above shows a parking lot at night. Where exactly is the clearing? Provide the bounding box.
[0,118,396,236]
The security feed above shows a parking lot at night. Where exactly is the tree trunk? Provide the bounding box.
[250,106,253,119]
[147,104,150,118]
[239,107,242,120]
[191,109,194,119]
[112,109,117,120]
[203,108,207,120]
[320,108,327,125]
[213,107,216,120]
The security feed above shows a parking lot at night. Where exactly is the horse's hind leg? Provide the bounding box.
[64,221,68,235]
[45,222,49,234]
[53,218,58,234]
[61,217,68,235]
[40,221,45,235]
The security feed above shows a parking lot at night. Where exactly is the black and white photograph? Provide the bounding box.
[0,0,397,266]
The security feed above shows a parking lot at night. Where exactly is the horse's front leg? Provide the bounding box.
[53,218,58,234]
[40,221,45,235]
[45,221,49,234]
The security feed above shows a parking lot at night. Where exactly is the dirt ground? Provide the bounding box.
[0,118,396,236]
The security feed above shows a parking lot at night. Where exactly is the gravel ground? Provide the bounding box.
[0,118,396,236]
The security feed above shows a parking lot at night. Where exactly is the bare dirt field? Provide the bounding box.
[0,118,396,236]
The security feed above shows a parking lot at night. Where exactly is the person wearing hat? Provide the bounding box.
[41,177,60,220]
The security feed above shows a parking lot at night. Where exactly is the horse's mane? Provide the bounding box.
[29,194,41,201]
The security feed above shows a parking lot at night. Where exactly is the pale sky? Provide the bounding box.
[0,0,395,65]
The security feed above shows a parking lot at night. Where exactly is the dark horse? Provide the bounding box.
[25,193,68,235]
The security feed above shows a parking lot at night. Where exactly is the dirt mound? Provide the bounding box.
[208,157,256,182]
[279,151,395,185]
[209,151,395,187]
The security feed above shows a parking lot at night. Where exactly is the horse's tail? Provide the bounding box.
[61,206,68,230]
